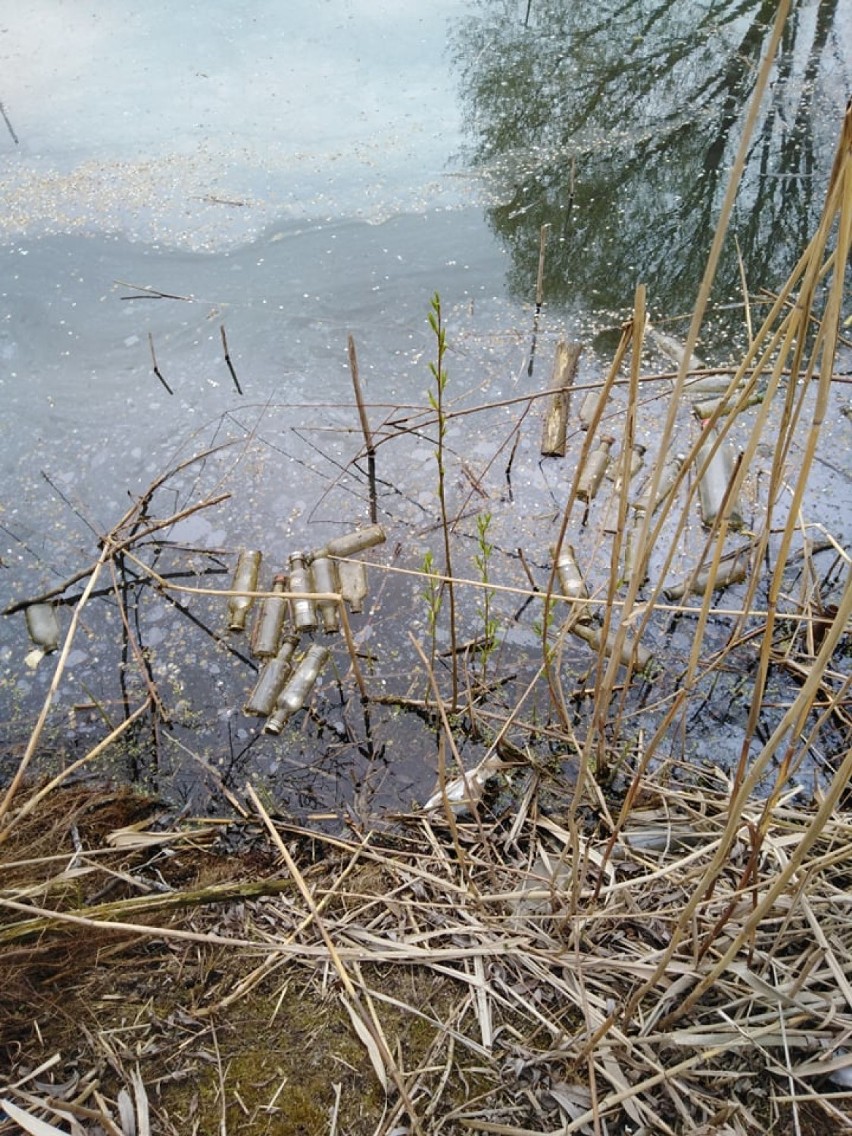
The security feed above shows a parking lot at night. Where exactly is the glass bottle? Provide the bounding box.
[250,573,289,659]
[579,386,607,430]
[629,442,646,479]
[243,634,300,717]
[577,435,614,502]
[324,524,386,559]
[664,548,749,601]
[228,550,262,632]
[551,542,590,623]
[634,453,683,516]
[308,553,340,633]
[25,603,60,653]
[337,559,368,613]
[570,619,652,672]
[696,429,743,530]
[264,644,330,735]
[288,551,317,632]
[621,516,647,588]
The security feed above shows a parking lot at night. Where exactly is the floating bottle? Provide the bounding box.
[264,644,330,735]
[577,435,614,502]
[695,429,743,531]
[337,559,368,613]
[647,325,705,373]
[25,603,60,653]
[663,548,750,601]
[243,634,300,717]
[579,386,608,430]
[629,442,646,479]
[551,542,590,623]
[324,524,386,559]
[621,517,646,588]
[288,551,317,632]
[604,443,645,532]
[228,550,262,632]
[308,553,340,633]
[250,573,289,659]
[569,619,652,672]
[634,453,684,516]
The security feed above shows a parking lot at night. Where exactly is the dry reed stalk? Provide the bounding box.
[583,284,646,788]
[544,318,634,727]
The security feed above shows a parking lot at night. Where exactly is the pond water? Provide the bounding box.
[1,1,850,819]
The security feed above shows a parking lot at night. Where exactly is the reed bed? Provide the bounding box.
[0,766,850,1134]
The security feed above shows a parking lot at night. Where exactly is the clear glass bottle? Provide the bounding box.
[228,550,262,632]
[25,603,60,653]
[570,619,652,672]
[337,559,368,613]
[264,644,330,735]
[634,452,684,516]
[250,573,289,658]
[243,634,300,717]
[579,386,607,430]
[551,542,590,622]
[324,524,386,559]
[696,429,743,530]
[288,551,317,632]
[629,442,646,479]
[308,553,340,633]
[577,435,614,502]
[664,548,749,601]
[621,517,646,588]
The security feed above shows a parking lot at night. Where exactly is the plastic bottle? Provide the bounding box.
[577,435,614,502]
[243,635,300,717]
[308,553,340,633]
[288,552,317,632]
[264,645,330,734]
[228,550,262,632]
[250,573,289,658]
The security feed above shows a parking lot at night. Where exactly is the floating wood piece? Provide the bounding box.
[540,340,582,456]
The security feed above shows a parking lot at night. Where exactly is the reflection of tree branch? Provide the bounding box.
[452,0,846,334]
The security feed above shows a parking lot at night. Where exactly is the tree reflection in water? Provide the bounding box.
[450,0,849,344]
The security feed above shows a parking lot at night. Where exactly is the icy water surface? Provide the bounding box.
[1,1,849,817]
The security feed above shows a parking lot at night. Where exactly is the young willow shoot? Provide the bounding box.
[474,511,498,682]
[427,293,459,710]
[420,548,443,681]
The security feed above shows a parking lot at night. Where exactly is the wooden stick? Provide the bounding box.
[220,324,243,395]
[348,334,378,523]
[0,100,19,144]
[148,332,174,395]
